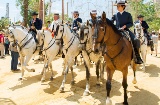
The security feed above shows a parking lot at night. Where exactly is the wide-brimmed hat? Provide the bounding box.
[31,11,38,16]
[137,15,144,18]
[91,10,97,14]
[54,13,59,16]
[73,11,79,14]
[114,0,127,6]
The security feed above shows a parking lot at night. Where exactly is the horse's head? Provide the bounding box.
[91,11,106,53]
[134,22,143,38]
[5,26,16,42]
[78,20,91,44]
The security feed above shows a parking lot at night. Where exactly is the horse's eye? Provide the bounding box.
[85,33,88,35]
[60,30,63,32]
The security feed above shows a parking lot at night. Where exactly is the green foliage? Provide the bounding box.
[0,18,9,30]
[128,0,160,32]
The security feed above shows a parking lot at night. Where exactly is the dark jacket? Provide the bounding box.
[72,17,82,30]
[29,18,42,30]
[135,20,149,33]
[111,11,133,30]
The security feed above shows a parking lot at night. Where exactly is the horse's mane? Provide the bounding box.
[105,18,122,36]
[13,25,29,33]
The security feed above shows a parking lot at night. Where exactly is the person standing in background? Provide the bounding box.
[4,36,10,55]
[151,31,159,56]
[9,41,19,71]
[0,31,5,58]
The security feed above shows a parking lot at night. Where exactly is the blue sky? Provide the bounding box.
[0,0,150,22]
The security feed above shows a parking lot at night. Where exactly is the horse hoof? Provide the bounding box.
[132,78,137,84]
[106,98,112,105]
[50,77,54,81]
[32,69,35,72]
[41,79,45,83]
[83,91,90,96]
[70,81,75,85]
[18,78,22,81]
[123,102,128,105]
[60,87,64,92]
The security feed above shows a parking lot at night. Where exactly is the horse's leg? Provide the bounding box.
[82,51,90,96]
[132,61,137,84]
[74,57,77,66]
[60,65,69,92]
[141,46,146,71]
[41,59,47,82]
[19,55,25,80]
[70,66,75,85]
[106,67,115,105]
[96,59,101,86]
[24,54,35,72]
[122,67,128,105]
[49,62,54,81]
[100,60,105,80]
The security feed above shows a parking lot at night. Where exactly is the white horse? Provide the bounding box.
[134,22,148,71]
[39,30,61,82]
[55,22,91,95]
[6,25,43,80]
[78,21,105,85]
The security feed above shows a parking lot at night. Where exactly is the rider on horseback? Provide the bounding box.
[72,11,82,33]
[111,0,143,64]
[49,13,62,37]
[29,12,42,44]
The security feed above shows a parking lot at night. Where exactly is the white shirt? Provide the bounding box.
[151,34,158,44]
[49,19,62,31]
[119,11,124,15]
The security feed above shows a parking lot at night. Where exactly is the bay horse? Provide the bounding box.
[134,22,147,71]
[90,12,137,105]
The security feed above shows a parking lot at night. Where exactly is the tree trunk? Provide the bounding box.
[23,0,28,27]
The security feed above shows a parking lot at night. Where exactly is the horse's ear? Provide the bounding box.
[101,11,106,22]
[77,22,81,28]
[86,20,89,26]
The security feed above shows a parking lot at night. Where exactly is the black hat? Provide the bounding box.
[73,11,79,14]
[114,0,127,6]
[137,15,144,18]
[31,11,38,16]
[54,13,59,15]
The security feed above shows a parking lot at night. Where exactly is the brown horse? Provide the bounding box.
[90,12,137,105]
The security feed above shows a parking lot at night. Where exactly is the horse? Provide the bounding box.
[78,21,105,85]
[6,25,43,80]
[54,22,91,95]
[90,12,137,105]
[134,22,147,71]
[39,30,61,82]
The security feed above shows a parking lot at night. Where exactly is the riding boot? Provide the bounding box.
[134,48,143,64]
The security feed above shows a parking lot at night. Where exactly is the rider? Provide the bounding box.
[29,11,42,44]
[72,11,82,33]
[111,0,143,64]
[135,15,150,39]
[49,13,62,37]
[89,10,98,24]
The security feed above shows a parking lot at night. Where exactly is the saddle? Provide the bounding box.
[120,30,131,42]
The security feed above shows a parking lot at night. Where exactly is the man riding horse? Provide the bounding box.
[29,11,42,44]
[111,0,143,64]
[72,11,82,33]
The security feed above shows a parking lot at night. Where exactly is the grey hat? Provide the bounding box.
[73,11,79,14]
[91,10,97,14]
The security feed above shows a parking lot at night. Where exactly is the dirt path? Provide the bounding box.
[0,42,160,105]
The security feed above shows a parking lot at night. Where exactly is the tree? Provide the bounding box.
[0,17,9,30]
[128,0,160,32]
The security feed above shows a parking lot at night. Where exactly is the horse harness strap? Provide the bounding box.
[104,36,124,69]
[19,36,34,51]
[42,39,56,51]
[64,35,76,53]
[20,33,29,44]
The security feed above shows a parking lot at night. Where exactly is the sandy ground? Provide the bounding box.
[0,42,160,105]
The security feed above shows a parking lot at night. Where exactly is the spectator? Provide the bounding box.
[0,31,5,58]
[151,32,158,56]
[9,41,20,71]
[4,36,10,55]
